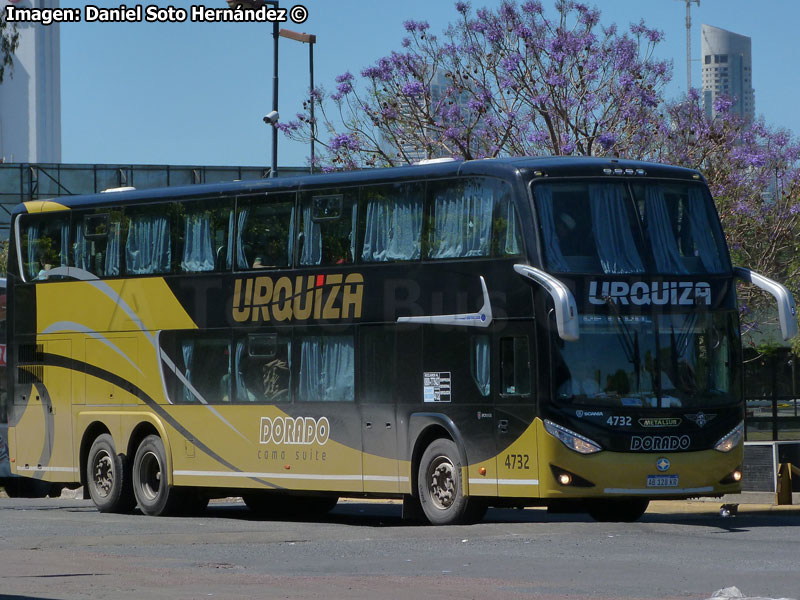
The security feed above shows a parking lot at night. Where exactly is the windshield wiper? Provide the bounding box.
[604,297,641,392]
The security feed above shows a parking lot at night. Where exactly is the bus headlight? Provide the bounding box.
[544,419,602,454]
[714,422,744,453]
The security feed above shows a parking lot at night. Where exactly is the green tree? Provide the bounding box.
[1,11,20,83]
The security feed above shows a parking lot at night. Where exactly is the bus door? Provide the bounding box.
[494,323,539,498]
[358,325,400,493]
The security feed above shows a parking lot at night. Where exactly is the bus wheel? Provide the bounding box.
[586,498,650,522]
[132,435,178,516]
[86,434,135,513]
[418,439,480,525]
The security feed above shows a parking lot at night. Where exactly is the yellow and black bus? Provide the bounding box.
[6,157,797,523]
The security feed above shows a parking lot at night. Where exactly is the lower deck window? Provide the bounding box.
[298,335,354,402]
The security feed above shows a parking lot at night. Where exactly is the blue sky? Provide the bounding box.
[58,0,800,168]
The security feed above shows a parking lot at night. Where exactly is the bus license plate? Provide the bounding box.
[647,475,679,488]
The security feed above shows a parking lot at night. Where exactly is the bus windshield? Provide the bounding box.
[552,311,741,409]
[533,180,731,275]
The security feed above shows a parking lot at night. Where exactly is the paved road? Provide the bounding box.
[0,496,798,600]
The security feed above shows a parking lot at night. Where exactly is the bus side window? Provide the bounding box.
[427,177,512,260]
[163,333,232,404]
[176,197,233,273]
[299,189,357,266]
[235,193,295,270]
[233,333,291,403]
[123,204,175,275]
[360,183,424,263]
[493,191,524,258]
[20,213,70,281]
[500,337,531,396]
[73,211,122,277]
[297,333,354,402]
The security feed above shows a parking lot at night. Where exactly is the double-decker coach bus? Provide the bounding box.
[5,157,797,524]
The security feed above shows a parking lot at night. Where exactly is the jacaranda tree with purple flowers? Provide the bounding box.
[278,0,800,349]
[278,0,671,168]
[656,91,800,349]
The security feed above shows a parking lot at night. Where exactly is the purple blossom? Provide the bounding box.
[329,133,360,152]
[403,19,430,33]
[597,132,617,151]
[713,96,734,113]
[401,80,425,96]
[455,1,469,15]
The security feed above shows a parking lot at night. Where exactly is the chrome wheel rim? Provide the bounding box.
[92,450,113,499]
[427,455,456,510]
[139,451,162,502]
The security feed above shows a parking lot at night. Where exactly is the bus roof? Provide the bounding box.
[11,156,704,215]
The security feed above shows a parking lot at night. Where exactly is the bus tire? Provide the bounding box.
[417,438,481,525]
[86,434,136,513]
[132,435,179,516]
[586,498,650,522]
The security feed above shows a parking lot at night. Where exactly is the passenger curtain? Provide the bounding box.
[300,205,322,265]
[181,341,194,403]
[234,341,256,403]
[644,185,687,274]
[535,185,570,272]
[105,223,120,276]
[298,336,354,402]
[234,209,249,269]
[687,187,725,273]
[125,214,171,274]
[361,192,422,262]
[589,184,644,274]
[25,224,39,280]
[430,181,494,259]
[181,213,215,272]
[503,199,522,256]
[471,336,491,397]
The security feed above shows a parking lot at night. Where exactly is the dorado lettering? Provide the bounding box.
[233,273,364,323]
[630,435,690,451]
[259,416,330,445]
[589,281,711,306]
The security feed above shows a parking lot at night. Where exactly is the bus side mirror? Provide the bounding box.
[734,267,798,341]
[514,264,579,341]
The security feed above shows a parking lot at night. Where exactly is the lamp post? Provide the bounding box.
[226,0,280,177]
[279,28,316,174]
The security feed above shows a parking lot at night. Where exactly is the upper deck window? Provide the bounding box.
[124,205,174,275]
[299,189,357,266]
[427,177,521,259]
[236,193,294,270]
[361,183,424,263]
[533,180,730,275]
[177,198,232,273]
[20,213,70,281]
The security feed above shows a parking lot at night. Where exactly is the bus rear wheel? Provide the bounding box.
[417,439,485,525]
[133,435,179,516]
[586,498,650,522]
[86,433,135,513]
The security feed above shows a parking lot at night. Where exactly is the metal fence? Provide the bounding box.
[0,163,309,239]
[744,347,800,441]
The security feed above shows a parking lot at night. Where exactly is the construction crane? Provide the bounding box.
[676,0,700,92]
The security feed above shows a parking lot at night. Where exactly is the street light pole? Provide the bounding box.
[226,0,280,177]
[279,28,316,174]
